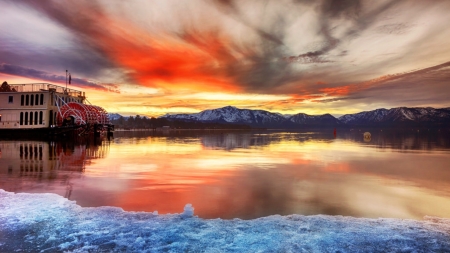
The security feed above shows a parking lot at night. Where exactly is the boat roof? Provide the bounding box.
[3,83,83,97]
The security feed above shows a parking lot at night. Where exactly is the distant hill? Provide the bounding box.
[288,113,343,126]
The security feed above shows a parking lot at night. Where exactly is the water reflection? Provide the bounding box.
[0,138,109,198]
[114,129,450,151]
[1,130,450,220]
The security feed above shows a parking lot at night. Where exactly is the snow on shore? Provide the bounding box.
[1,190,449,252]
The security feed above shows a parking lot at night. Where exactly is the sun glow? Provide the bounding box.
[171,92,292,101]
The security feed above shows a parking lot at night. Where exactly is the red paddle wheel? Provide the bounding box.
[56,102,110,134]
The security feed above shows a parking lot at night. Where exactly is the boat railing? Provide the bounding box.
[8,83,83,97]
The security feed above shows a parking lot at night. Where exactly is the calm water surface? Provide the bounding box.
[1,130,450,220]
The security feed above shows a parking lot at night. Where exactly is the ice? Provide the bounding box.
[1,189,449,252]
[182,203,195,218]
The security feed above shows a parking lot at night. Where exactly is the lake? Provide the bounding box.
[1,129,450,220]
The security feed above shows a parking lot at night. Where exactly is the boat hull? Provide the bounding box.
[0,127,77,138]
[0,124,114,138]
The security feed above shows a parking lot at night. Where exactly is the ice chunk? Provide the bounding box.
[181,203,195,218]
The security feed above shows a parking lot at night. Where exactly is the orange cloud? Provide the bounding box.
[83,14,245,92]
[107,36,236,90]
[319,85,351,96]
[23,1,243,93]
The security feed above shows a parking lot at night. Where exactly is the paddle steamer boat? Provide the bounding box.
[0,82,113,137]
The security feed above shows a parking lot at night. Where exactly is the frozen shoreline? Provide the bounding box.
[1,190,449,252]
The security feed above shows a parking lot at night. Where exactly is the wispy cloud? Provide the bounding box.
[0,63,120,92]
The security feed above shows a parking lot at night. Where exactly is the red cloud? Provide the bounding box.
[319,86,351,96]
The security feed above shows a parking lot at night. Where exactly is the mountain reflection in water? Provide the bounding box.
[1,130,449,220]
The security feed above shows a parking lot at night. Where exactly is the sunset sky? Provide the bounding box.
[1,0,450,117]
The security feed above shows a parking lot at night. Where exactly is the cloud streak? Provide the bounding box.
[0,63,119,92]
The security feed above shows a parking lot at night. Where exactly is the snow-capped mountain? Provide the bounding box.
[161,106,450,128]
[339,107,450,126]
[163,106,287,127]
[162,106,341,128]
[108,113,124,121]
[339,109,390,124]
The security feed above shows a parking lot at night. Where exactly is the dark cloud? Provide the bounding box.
[287,0,401,63]
[375,23,414,35]
[210,0,285,46]
[283,0,361,63]
[0,63,119,92]
[312,97,353,103]
[0,1,120,83]
[284,50,334,64]
[205,0,298,91]
[344,61,450,107]
[321,0,362,19]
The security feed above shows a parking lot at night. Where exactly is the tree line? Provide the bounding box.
[110,115,251,130]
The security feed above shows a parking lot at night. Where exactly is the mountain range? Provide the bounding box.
[157,106,450,128]
[108,113,124,121]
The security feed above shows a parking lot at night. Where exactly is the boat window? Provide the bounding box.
[20,112,23,125]
[49,110,53,126]
[39,111,43,124]
[8,96,13,103]
[35,94,39,105]
[24,112,28,125]
[54,112,57,125]
[0,114,2,122]
[40,94,44,105]
[30,94,34,105]
[34,111,38,125]
[21,95,24,106]
[29,111,33,126]
[26,95,29,106]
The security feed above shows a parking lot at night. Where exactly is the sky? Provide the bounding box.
[1,0,450,117]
